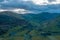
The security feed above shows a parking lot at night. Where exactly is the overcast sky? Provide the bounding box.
[0,0,60,5]
[0,0,60,13]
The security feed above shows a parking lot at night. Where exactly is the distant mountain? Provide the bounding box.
[0,11,27,25]
[18,12,60,33]
[21,12,60,23]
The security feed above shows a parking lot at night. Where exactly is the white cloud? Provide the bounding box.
[32,0,48,5]
[0,8,34,14]
[0,0,60,5]
[32,0,60,5]
[10,8,33,14]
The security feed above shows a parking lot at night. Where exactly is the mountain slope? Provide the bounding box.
[21,12,60,23]
[21,12,60,35]
[0,11,60,40]
[0,11,33,36]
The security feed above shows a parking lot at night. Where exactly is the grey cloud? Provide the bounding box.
[0,0,60,13]
[48,0,56,2]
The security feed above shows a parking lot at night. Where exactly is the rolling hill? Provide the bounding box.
[0,11,60,40]
[0,11,33,36]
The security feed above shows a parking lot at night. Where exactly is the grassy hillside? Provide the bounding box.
[0,12,60,40]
